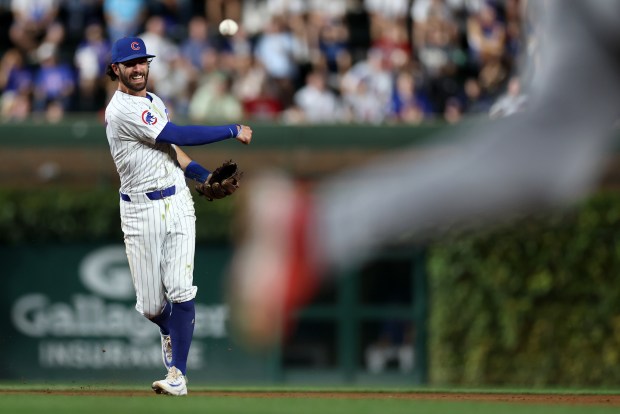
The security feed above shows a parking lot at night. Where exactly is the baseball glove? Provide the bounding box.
[195,160,243,201]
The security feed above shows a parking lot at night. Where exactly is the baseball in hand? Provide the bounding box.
[219,19,239,36]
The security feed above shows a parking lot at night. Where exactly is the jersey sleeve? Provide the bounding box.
[112,95,169,144]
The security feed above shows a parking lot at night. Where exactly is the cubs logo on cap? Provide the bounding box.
[111,37,156,64]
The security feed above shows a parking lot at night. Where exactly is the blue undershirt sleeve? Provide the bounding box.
[184,161,211,183]
[156,122,239,146]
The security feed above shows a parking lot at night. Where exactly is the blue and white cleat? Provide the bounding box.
[152,366,187,396]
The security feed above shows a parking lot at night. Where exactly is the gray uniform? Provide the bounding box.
[317,0,620,270]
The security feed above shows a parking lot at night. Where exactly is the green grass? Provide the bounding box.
[1,384,620,414]
[2,395,617,414]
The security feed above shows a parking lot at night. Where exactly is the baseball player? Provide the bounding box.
[229,0,620,347]
[104,36,252,396]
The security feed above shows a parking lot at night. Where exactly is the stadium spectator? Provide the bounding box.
[340,48,393,120]
[146,0,193,41]
[254,16,305,107]
[189,73,243,122]
[0,48,33,96]
[415,10,461,78]
[388,70,433,124]
[478,57,509,99]
[232,53,268,102]
[265,0,306,20]
[317,18,350,76]
[0,48,33,121]
[36,20,67,59]
[293,70,342,124]
[0,0,526,124]
[411,0,457,50]
[139,15,180,93]
[343,77,387,125]
[179,16,214,72]
[415,14,463,113]
[155,53,194,119]
[365,320,414,374]
[466,2,506,68]
[242,78,284,122]
[32,44,75,118]
[240,0,271,38]
[103,0,147,42]
[205,0,241,27]
[74,22,110,111]
[461,76,493,114]
[304,0,349,53]
[61,0,103,43]
[371,21,411,73]
[9,0,60,54]
[364,0,409,43]
[442,96,464,124]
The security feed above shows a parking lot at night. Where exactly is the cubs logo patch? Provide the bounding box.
[141,110,158,125]
[131,41,140,51]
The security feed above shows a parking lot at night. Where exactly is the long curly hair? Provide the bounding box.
[106,64,118,81]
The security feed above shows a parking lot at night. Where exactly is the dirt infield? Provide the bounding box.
[2,389,620,406]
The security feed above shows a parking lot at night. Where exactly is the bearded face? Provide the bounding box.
[116,58,150,93]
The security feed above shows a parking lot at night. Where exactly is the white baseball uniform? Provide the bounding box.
[105,90,197,318]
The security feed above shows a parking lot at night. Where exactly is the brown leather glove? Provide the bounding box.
[195,160,243,201]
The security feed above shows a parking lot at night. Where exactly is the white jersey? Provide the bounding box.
[105,90,185,194]
[105,89,197,317]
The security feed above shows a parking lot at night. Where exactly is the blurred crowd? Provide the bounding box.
[0,0,531,124]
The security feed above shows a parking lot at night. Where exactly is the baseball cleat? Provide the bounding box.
[152,366,187,396]
[160,332,173,369]
[228,171,321,348]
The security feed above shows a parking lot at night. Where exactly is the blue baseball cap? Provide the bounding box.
[111,37,156,64]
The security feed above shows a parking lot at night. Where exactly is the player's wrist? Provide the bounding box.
[185,161,211,183]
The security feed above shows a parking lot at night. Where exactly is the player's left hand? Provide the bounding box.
[195,160,243,201]
[236,125,252,145]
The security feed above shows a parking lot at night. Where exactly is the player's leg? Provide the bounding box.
[229,176,321,346]
[229,0,620,347]
[120,199,172,368]
[150,301,173,369]
[151,189,196,396]
[160,188,197,377]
